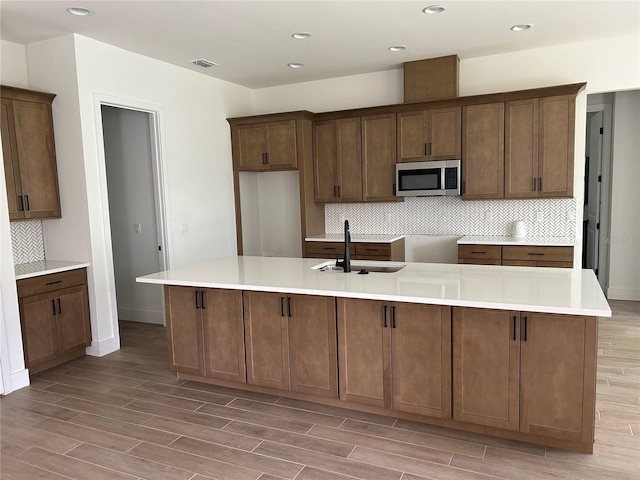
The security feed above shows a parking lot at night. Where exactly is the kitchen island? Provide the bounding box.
[138,255,611,453]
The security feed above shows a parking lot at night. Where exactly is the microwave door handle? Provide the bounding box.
[441,167,446,193]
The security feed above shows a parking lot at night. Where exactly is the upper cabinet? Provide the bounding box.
[1,86,61,221]
[232,119,297,171]
[313,117,362,202]
[505,95,575,198]
[397,106,461,163]
[362,113,398,202]
[461,103,505,200]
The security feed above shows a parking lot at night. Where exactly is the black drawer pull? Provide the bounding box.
[45,280,63,285]
[57,298,62,314]
[323,247,336,250]
[365,248,379,252]
[471,251,486,254]
[528,252,545,256]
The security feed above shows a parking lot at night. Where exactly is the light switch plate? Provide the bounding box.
[179,223,188,233]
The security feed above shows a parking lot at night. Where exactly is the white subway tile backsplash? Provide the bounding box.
[11,220,45,264]
[326,197,576,238]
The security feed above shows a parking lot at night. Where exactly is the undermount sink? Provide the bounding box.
[312,261,406,274]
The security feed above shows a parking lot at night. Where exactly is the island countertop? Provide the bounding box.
[137,256,611,317]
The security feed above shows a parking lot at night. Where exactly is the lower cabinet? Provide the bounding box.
[165,286,245,382]
[453,307,597,443]
[337,298,451,418]
[17,269,92,375]
[458,244,574,268]
[244,291,338,397]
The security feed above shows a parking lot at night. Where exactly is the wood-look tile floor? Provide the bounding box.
[1,300,639,480]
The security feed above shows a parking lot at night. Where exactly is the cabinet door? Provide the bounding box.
[12,100,60,218]
[539,96,574,197]
[288,295,338,398]
[362,113,398,202]
[56,285,91,356]
[19,293,59,369]
[202,289,246,383]
[505,99,539,198]
[520,313,597,443]
[164,286,204,375]
[244,291,290,390]
[235,123,267,170]
[462,103,504,199]
[397,110,428,163]
[337,298,391,408]
[336,117,362,202]
[1,99,23,220]
[392,303,451,419]
[266,120,297,169]
[453,307,520,431]
[428,107,461,161]
[313,120,339,202]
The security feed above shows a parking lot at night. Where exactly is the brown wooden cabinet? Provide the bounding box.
[397,107,461,163]
[461,103,505,199]
[459,244,573,268]
[1,86,61,220]
[453,307,596,443]
[17,269,91,375]
[244,291,338,397]
[233,119,297,171]
[165,286,245,381]
[313,117,362,202]
[337,298,451,418]
[505,96,574,199]
[362,113,398,202]
[304,238,405,262]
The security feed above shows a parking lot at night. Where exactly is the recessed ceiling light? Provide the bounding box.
[511,24,532,32]
[388,45,407,52]
[422,5,445,14]
[292,32,311,40]
[288,62,305,69]
[66,6,94,16]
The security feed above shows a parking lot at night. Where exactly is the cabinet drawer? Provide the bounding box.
[502,260,573,269]
[17,268,87,298]
[458,258,501,266]
[305,241,342,256]
[502,246,573,263]
[355,243,391,258]
[458,245,502,260]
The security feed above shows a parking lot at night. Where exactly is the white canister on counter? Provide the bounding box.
[512,220,527,238]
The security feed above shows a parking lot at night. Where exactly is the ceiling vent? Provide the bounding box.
[191,59,218,68]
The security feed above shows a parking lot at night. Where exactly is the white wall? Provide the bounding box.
[608,91,640,300]
[102,106,163,323]
[24,34,253,356]
[0,40,31,393]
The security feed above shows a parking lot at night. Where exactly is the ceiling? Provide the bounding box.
[1,1,638,89]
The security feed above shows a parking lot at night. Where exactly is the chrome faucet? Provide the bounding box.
[335,220,351,273]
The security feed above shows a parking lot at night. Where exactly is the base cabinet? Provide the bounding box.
[17,269,91,375]
[453,307,596,443]
[337,298,451,418]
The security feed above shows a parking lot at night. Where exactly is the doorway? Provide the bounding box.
[101,105,167,325]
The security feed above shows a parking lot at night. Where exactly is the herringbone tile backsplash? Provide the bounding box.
[11,220,45,264]
[326,197,576,237]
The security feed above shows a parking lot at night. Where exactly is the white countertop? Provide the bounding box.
[458,236,576,247]
[137,256,610,317]
[305,234,405,243]
[15,260,90,280]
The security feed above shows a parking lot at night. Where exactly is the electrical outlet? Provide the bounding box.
[567,210,576,221]
[536,211,544,222]
[134,223,142,234]
[179,223,188,233]
[384,212,392,222]
[339,213,346,223]
[485,211,493,222]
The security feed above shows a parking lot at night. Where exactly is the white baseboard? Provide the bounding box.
[607,287,640,301]
[86,335,120,357]
[118,307,164,325]
[8,368,30,393]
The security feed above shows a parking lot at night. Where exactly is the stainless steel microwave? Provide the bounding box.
[396,159,461,197]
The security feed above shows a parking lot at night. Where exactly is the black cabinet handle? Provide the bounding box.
[57,298,62,314]
[287,297,292,317]
[366,248,379,252]
[323,247,336,251]
[281,297,285,317]
[18,195,24,211]
[195,290,200,309]
[200,291,206,310]
[471,251,486,254]
[424,143,428,156]
[333,186,338,197]
[383,305,388,328]
[528,252,545,256]
[24,195,30,211]
[512,315,517,341]
[427,142,432,156]
[538,177,542,191]
[265,152,269,164]
[533,178,537,191]
[51,299,56,316]
[391,306,396,328]
[45,280,62,286]
[523,316,528,342]
[336,185,340,197]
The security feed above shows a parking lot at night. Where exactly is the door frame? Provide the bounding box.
[92,93,170,329]
[586,103,613,293]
